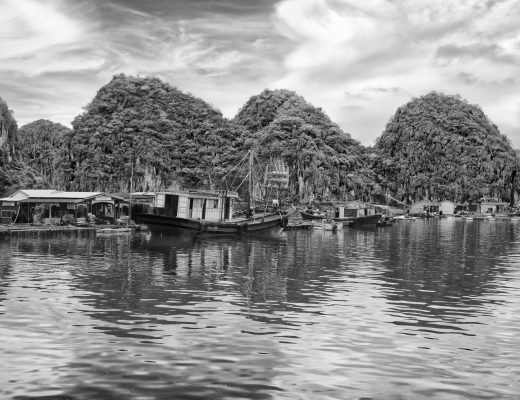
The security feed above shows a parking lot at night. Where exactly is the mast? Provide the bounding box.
[248,149,254,212]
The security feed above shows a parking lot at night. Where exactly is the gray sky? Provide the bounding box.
[1,0,520,147]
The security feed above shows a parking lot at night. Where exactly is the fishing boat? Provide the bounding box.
[137,189,295,234]
[300,204,381,227]
[312,219,343,231]
[299,209,328,220]
[137,150,295,234]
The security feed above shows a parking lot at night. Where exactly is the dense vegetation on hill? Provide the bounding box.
[16,120,71,190]
[0,97,17,164]
[68,74,244,192]
[2,80,519,206]
[233,89,374,202]
[374,92,518,203]
[0,97,39,194]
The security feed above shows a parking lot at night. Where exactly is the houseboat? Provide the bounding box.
[300,202,381,227]
[137,189,295,234]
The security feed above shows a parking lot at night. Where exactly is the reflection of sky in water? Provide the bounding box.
[0,220,519,399]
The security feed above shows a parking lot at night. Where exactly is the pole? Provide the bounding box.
[129,158,134,223]
[248,150,254,213]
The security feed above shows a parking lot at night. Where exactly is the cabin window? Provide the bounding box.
[212,199,219,208]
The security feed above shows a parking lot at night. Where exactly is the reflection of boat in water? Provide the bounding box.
[96,227,132,235]
[393,215,417,221]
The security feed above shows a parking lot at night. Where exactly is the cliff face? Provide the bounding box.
[374,91,517,203]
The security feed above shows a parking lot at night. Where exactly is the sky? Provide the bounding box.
[1,0,520,147]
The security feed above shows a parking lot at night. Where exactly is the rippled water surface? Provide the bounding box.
[1,218,520,399]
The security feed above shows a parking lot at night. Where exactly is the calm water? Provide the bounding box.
[1,218,520,400]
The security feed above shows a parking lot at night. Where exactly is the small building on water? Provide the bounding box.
[409,200,440,215]
[0,189,127,225]
[341,201,380,218]
[439,201,456,215]
[479,200,509,214]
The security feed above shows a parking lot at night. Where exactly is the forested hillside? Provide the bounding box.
[16,120,71,190]
[0,97,39,195]
[3,79,519,206]
[233,89,376,202]
[68,74,245,192]
[374,92,518,203]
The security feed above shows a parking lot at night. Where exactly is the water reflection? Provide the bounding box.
[373,220,519,334]
[0,222,519,399]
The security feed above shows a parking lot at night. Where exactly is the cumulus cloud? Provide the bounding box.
[273,0,520,145]
[1,0,520,148]
[0,0,287,126]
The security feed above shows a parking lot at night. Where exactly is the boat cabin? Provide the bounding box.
[152,190,239,222]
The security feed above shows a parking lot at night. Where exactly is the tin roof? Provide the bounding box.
[0,190,110,202]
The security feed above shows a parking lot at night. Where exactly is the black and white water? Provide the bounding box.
[1,218,519,399]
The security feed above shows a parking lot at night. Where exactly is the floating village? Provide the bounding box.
[0,186,517,238]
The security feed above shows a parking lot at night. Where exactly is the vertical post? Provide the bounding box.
[129,159,134,223]
[248,150,254,213]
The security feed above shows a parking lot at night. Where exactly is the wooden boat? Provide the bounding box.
[138,191,296,235]
[300,210,330,221]
[312,219,343,231]
[137,148,297,234]
[301,208,381,227]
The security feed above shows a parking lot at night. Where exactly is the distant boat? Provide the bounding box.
[312,219,343,231]
[300,207,381,227]
[300,209,331,221]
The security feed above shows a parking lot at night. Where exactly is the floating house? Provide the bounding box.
[439,201,456,215]
[0,189,127,225]
[341,201,380,218]
[479,200,509,214]
[409,200,440,215]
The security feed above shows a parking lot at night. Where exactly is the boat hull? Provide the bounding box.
[345,214,382,227]
[137,209,295,235]
[299,210,353,222]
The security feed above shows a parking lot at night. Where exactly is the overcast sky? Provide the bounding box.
[1,0,520,147]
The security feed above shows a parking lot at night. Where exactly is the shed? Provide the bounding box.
[0,189,127,225]
[410,200,439,215]
[479,200,509,214]
[439,201,455,215]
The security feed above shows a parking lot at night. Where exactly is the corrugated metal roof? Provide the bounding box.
[0,190,107,202]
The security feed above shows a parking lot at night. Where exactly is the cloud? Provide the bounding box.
[436,43,516,64]
[1,0,520,149]
[273,0,520,146]
[0,0,289,127]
